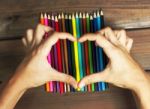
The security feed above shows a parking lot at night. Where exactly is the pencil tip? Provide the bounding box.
[51,15,54,20]
[83,13,85,18]
[94,12,96,17]
[97,10,100,16]
[86,13,89,17]
[58,14,61,19]
[65,14,68,19]
[75,12,78,18]
[48,14,50,19]
[101,10,104,15]
[55,15,58,21]
[40,13,44,18]
[61,12,64,18]
[72,13,75,18]
[69,14,72,19]
[44,13,47,18]
[79,12,82,18]
[90,15,93,19]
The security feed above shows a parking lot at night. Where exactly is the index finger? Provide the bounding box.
[78,33,114,58]
[42,32,76,56]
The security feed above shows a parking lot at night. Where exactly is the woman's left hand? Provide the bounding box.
[13,24,77,90]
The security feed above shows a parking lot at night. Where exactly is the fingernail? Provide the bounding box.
[78,82,85,88]
[76,87,81,91]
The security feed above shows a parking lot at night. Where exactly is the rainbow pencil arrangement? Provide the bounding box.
[40,10,108,94]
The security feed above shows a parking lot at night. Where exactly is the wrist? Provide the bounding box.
[0,73,27,109]
[133,75,150,109]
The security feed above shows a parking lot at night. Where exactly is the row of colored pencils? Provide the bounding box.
[40,10,108,94]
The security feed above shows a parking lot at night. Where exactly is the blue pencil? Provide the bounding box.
[76,13,85,91]
[100,10,107,90]
[97,11,106,91]
[93,12,101,91]
[79,12,87,91]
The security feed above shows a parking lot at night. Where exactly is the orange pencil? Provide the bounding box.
[40,13,50,92]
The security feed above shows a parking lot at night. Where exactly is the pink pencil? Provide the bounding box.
[44,13,53,92]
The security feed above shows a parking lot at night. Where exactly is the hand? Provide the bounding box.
[12,24,77,90]
[78,27,149,92]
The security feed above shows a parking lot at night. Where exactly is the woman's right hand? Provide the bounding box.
[78,27,149,92]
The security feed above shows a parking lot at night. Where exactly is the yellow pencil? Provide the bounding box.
[72,14,80,90]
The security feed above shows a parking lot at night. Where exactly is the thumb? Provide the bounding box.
[49,68,78,89]
[78,68,109,88]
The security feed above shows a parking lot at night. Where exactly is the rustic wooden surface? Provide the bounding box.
[0,0,150,39]
[0,0,150,109]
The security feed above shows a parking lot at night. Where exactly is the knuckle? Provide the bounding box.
[36,24,43,30]
[66,75,72,83]
[120,29,126,34]
[105,27,111,31]
[85,77,91,85]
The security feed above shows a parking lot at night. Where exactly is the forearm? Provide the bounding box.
[0,75,27,109]
[133,72,150,109]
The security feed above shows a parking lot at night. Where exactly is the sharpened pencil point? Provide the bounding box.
[48,14,50,20]
[61,12,64,18]
[55,16,58,21]
[101,10,104,15]
[65,14,68,19]
[44,13,47,19]
[58,14,61,19]
[86,13,89,18]
[83,13,85,18]
[79,12,82,18]
[41,13,44,19]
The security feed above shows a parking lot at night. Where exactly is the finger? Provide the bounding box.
[26,29,34,46]
[34,24,53,45]
[50,68,77,89]
[42,32,76,56]
[22,37,27,47]
[99,27,119,45]
[126,38,133,52]
[118,30,127,47]
[78,33,114,58]
[114,30,121,39]
[78,68,109,88]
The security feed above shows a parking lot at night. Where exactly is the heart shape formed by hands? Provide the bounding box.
[48,33,107,92]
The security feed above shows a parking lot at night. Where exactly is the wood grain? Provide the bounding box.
[0,0,150,39]
[14,87,137,109]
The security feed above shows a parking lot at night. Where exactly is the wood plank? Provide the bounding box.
[14,87,137,109]
[0,81,137,109]
[128,29,150,70]
[0,0,150,38]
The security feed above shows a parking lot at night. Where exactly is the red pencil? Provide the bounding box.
[82,13,91,92]
[55,15,64,94]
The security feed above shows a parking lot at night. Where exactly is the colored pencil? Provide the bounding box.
[61,13,70,92]
[75,13,84,91]
[55,16,64,94]
[51,15,60,92]
[41,13,50,92]
[45,13,52,92]
[58,14,67,93]
[65,14,74,92]
[83,13,91,92]
[72,14,80,91]
[45,14,54,93]
[87,14,95,92]
[68,14,76,92]
[100,10,108,90]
